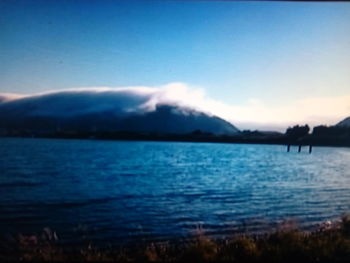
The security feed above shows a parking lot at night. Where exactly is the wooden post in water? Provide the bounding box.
[287,144,291,152]
[298,145,302,153]
[309,145,312,154]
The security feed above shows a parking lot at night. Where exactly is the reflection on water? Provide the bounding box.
[0,138,350,244]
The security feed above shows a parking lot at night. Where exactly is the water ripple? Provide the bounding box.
[1,138,350,244]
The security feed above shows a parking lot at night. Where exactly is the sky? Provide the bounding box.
[1,0,350,131]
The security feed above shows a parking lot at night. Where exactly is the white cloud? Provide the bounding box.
[1,82,349,131]
[0,93,27,102]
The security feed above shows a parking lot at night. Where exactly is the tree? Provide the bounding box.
[285,125,310,138]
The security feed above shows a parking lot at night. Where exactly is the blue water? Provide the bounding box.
[1,138,350,244]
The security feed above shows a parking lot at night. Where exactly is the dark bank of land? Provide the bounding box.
[1,215,350,262]
[2,124,350,147]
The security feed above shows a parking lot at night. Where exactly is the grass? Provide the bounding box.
[1,216,350,262]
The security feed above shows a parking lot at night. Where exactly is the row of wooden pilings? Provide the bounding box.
[287,144,312,153]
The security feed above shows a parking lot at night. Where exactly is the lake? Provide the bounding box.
[0,138,350,245]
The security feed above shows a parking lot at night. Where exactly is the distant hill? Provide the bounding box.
[336,117,350,127]
[0,91,239,135]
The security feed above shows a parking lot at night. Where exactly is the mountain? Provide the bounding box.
[0,91,239,135]
[336,117,350,128]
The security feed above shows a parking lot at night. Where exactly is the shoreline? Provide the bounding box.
[1,134,350,148]
[1,215,349,262]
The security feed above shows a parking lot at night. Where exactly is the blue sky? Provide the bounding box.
[1,0,350,129]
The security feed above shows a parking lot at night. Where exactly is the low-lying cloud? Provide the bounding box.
[1,82,349,131]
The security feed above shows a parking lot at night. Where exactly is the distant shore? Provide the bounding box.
[1,131,350,148]
[1,215,349,262]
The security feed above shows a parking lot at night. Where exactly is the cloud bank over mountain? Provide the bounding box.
[0,82,349,131]
[0,83,240,135]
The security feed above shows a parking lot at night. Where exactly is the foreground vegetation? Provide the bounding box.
[1,216,350,262]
